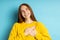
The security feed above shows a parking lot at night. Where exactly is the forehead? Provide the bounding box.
[21,5,28,10]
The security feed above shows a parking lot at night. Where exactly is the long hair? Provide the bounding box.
[18,3,37,23]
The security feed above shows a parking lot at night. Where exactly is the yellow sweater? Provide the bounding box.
[8,21,51,40]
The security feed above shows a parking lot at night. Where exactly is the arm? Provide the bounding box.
[8,23,22,40]
[35,22,51,40]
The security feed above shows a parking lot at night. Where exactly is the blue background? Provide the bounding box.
[0,0,60,40]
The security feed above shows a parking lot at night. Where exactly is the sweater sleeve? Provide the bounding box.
[8,23,22,40]
[35,22,51,40]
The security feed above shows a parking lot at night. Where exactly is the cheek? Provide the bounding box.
[27,13,31,17]
[27,10,31,15]
[21,12,25,17]
[28,10,31,14]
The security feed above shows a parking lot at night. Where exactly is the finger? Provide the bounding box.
[31,26,36,30]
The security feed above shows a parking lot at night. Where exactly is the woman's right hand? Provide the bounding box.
[24,26,36,36]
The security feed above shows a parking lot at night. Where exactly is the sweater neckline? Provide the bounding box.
[23,21,36,25]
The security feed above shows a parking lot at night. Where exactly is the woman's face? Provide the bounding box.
[21,5,31,19]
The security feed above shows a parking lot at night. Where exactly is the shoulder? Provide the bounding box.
[36,21,48,30]
[13,22,21,27]
[12,22,21,28]
[13,22,24,26]
[36,21,44,25]
[13,22,19,25]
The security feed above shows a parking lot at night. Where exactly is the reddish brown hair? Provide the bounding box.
[18,3,37,23]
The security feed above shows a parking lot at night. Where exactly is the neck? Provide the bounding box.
[25,18,33,23]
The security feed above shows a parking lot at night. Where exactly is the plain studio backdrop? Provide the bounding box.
[0,0,60,40]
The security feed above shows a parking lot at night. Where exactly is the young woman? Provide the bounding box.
[8,3,51,40]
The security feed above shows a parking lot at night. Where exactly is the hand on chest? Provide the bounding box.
[24,26,37,36]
